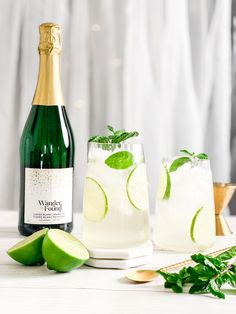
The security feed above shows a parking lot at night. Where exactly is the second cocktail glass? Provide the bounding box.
[82,143,150,248]
[155,152,215,252]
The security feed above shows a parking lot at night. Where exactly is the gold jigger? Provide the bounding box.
[213,183,236,236]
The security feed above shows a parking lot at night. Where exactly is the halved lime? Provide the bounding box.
[42,229,89,272]
[83,177,108,222]
[190,205,214,245]
[126,163,149,210]
[7,228,48,266]
[157,163,171,200]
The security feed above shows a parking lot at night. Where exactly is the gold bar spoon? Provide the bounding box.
[125,247,231,283]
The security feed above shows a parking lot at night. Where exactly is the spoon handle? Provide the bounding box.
[159,246,231,272]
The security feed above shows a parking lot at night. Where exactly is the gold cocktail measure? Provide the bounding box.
[213,183,236,236]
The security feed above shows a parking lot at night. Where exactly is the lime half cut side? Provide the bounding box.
[7,228,48,266]
[190,205,214,245]
[126,163,149,210]
[157,163,171,200]
[42,229,89,273]
[83,177,108,222]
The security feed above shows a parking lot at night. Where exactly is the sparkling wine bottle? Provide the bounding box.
[18,23,74,235]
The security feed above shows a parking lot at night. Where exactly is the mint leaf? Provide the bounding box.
[180,150,194,156]
[158,246,236,299]
[172,284,183,293]
[195,153,208,160]
[221,270,236,287]
[180,149,209,160]
[89,126,139,145]
[113,129,125,137]
[189,282,209,294]
[208,280,225,299]
[105,151,134,169]
[88,136,110,143]
[169,157,191,172]
[111,131,139,143]
[217,246,236,261]
[191,254,224,272]
[107,125,115,133]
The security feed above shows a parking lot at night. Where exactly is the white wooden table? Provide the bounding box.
[1,211,236,314]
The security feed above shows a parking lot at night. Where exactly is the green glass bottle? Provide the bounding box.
[18,23,74,235]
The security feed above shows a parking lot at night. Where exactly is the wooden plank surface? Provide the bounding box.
[1,210,236,314]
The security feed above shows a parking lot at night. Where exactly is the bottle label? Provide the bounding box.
[24,168,73,225]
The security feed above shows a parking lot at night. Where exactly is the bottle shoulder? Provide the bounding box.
[20,105,74,152]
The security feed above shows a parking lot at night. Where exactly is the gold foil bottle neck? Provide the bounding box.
[38,23,61,55]
[32,23,64,105]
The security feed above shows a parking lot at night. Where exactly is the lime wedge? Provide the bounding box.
[83,177,108,222]
[7,228,48,265]
[105,151,134,169]
[157,163,171,200]
[190,206,213,245]
[126,163,149,210]
[42,229,89,272]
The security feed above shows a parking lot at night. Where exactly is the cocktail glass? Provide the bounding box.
[155,156,215,252]
[82,143,150,248]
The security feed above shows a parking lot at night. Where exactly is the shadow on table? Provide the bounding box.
[0,263,64,279]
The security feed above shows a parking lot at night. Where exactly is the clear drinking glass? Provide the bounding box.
[82,142,150,248]
[155,156,215,252]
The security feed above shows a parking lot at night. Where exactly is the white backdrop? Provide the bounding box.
[0,0,232,212]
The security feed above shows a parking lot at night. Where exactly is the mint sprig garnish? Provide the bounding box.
[179,150,209,160]
[158,246,236,299]
[89,125,139,144]
[161,149,209,200]
[195,153,209,160]
[169,150,209,173]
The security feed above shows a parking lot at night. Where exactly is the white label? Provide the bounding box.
[24,168,73,225]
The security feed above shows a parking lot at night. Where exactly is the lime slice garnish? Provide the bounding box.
[157,163,171,200]
[83,177,108,222]
[42,229,89,272]
[105,151,134,169]
[126,163,149,210]
[190,206,204,243]
[190,205,214,245]
[7,228,48,265]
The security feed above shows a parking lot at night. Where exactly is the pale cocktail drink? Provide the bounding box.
[83,143,150,248]
[155,151,215,252]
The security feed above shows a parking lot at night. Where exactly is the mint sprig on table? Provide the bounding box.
[89,125,139,144]
[158,246,236,299]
